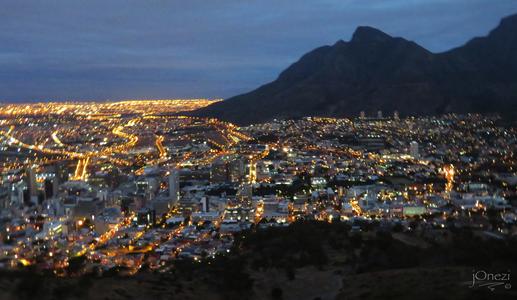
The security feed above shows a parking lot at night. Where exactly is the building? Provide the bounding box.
[210,157,246,184]
[27,166,39,204]
[356,134,386,151]
[228,158,245,183]
[237,183,253,204]
[210,159,228,183]
[8,180,25,207]
[223,205,254,223]
[200,196,209,212]
[168,169,180,204]
[136,208,156,226]
[0,186,8,209]
[410,141,419,159]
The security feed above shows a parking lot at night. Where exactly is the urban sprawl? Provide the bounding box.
[0,100,516,276]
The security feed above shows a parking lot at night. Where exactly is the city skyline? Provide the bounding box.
[1,2,517,299]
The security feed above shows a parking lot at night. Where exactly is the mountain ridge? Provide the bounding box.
[193,13,517,125]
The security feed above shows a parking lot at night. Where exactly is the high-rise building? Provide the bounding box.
[55,161,68,183]
[248,160,257,183]
[237,183,253,204]
[210,159,228,183]
[9,180,25,207]
[377,110,383,119]
[27,166,39,205]
[168,169,180,204]
[52,177,60,198]
[410,141,419,159]
[0,186,9,209]
[201,196,209,212]
[44,178,54,200]
[136,208,156,226]
[393,110,399,120]
[27,166,37,197]
[359,111,365,119]
[229,158,245,183]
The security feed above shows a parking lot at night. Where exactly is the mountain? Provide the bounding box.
[193,14,517,125]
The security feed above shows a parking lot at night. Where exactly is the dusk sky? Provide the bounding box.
[1,0,516,102]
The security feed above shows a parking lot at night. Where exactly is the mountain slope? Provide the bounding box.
[194,13,517,125]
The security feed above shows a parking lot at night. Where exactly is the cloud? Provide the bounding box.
[0,0,516,102]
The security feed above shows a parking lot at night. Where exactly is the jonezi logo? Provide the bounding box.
[469,269,511,291]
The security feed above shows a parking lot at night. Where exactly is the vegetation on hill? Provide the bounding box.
[1,220,517,300]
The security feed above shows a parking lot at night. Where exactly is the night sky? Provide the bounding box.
[1,0,516,102]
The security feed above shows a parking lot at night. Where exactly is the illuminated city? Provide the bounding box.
[1,103,516,279]
[1,1,517,299]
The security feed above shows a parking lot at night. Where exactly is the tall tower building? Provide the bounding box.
[168,169,180,204]
[377,110,383,119]
[393,110,399,120]
[359,111,365,119]
[26,166,39,205]
[28,166,37,197]
[9,181,25,207]
[229,158,245,183]
[201,197,209,212]
[237,183,253,205]
[410,141,420,159]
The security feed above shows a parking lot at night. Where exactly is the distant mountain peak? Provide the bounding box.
[193,14,517,125]
[351,26,392,43]
[499,12,517,26]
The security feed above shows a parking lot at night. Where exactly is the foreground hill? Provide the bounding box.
[1,221,516,300]
[194,14,517,125]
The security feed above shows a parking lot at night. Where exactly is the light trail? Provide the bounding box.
[81,156,90,180]
[51,130,64,147]
[72,156,90,181]
[73,159,84,180]
[0,120,137,168]
[155,135,167,158]
[1,126,85,158]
